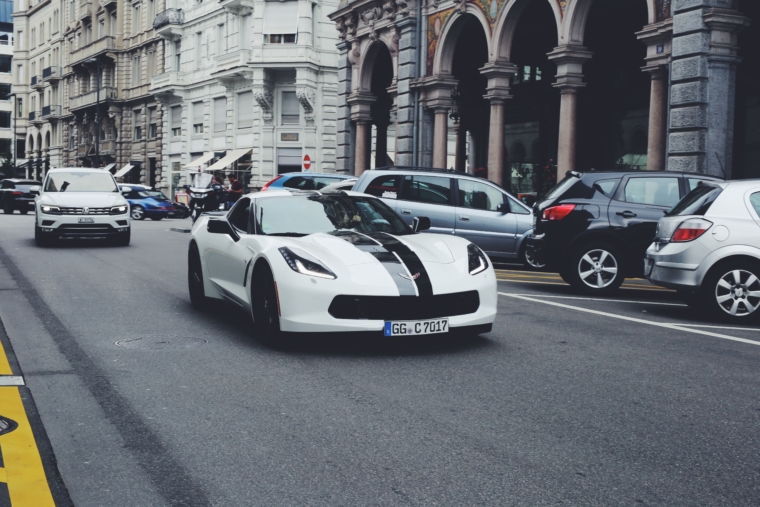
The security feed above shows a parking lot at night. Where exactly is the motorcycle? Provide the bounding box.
[187,173,228,223]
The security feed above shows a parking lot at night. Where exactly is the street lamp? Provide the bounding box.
[85,58,101,168]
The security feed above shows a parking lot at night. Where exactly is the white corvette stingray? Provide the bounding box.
[188,189,497,344]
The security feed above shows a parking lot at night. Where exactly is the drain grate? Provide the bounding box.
[0,416,18,436]
[115,335,208,350]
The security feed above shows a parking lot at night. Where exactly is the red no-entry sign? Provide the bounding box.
[303,155,311,171]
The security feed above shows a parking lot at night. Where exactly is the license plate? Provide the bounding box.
[78,217,95,223]
[384,318,449,336]
[644,258,654,277]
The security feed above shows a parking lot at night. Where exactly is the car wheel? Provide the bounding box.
[35,225,52,247]
[702,261,760,322]
[131,205,145,220]
[251,264,282,347]
[150,217,163,221]
[188,244,210,310]
[521,244,545,270]
[567,243,625,295]
[19,209,29,215]
[112,228,131,247]
[2,202,13,214]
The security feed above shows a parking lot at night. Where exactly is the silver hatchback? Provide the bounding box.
[645,179,760,322]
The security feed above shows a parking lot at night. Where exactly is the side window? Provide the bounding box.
[594,178,620,197]
[689,178,712,191]
[457,179,504,211]
[228,198,251,232]
[282,176,313,190]
[363,175,400,198]
[624,177,680,207]
[401,175,452,205]
[0,181,9,189]
[749,193,760,217]
[507,196,531,215]
[312,177,342,190]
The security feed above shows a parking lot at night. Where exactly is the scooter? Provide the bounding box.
[187,173,228,223]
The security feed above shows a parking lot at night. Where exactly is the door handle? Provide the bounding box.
[401,209,411,215]
[459,215,470,221]
[616,211,637,218]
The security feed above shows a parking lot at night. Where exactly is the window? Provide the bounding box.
[623,177,680,207]
[0,56,11,74]
[98,18,105,38]
[40,22,44,42]
[69,0,75,22]
[401,176,452,205]
[147,50,155,79]
[213,97,226,132]
[671,185,723,217]
[228,198,251,232]
[263,0,298,43]
[132,55,141,85]
[216,24,224,56]
[174,41,181,71]
[266,34,296,44]
[507,196,531,214]
[0,84,9,101]
[171,106,181,137]
[17,98,22,117]
[192,101,204,134]
[148,107,157,138]
[457,180,504,211]
[594,178,620,197]
[53,10,59,33]
[364,175,400,198]
[16,31,22,50]
[237,91,252,129]
[280,91,299,125]
[31,27,35,47]
[0,111,10,129]
[240,14,251,50]
[195,32,202,69]
[132,4,140,35]
[133,110,143,140]
[148,0,155,24]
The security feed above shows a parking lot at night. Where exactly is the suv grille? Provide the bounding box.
[59,206,111,215]
[328,291,480,320]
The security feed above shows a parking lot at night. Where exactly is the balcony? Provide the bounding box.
[70,36,115,67]
[41,105,63,119]
[150,72,185,100]
[79,0,93,19]
[98,0,117,7]
[69,86,118,110]
[42,66,62,82]
[219,0,254,14]
[99,139,116,156]
[153,9,184,40]
[123,83,151,100]
[31,75,45,90]
[29,111,43,125]
[212,49,253,83]
[77,144,92,158]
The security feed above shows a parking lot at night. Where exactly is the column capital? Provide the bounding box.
[547,45,593,91]
[347,92,376,122]
[703,8,751,60]
[480,59,517,102]
[415,75,458,110]
[637,19,673,69]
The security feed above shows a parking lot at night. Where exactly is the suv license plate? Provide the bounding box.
[78,217,95,223]
[384,318,449,336]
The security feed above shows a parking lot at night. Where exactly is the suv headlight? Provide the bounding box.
[279,247,337,280]
[468,244,489,275]
[40,205,61,215]
[110,205,129,215]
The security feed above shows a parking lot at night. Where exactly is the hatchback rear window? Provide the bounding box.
[669,185,723,216]
[543,174,579,200]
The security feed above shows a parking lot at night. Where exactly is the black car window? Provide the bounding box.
[624,177,680,207]
[0,180,10,189]
[401,175,452,205]
[594,178,620,197]
[282,176,314,190]
[363,175,400,198]
[458,179,504,211]
[507,196,531,214]
[312,177,343,190]
[670,185,723,216]
[229,198,251,232]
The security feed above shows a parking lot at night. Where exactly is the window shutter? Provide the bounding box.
[237,92,253,128]
[193,102,204,124]
[263,1,299,35]
[213,97,227,132]
[281,91,299,125]
[171,106,181,127]
[149,107,157,124]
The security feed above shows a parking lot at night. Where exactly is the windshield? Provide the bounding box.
[191,173,213,188]
[669,184,723,216]
[44,172,118,192]
[138,191,167,200]
[256,195,412,237]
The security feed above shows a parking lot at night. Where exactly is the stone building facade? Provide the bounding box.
[329,0,758,188]
[150,0,339,194]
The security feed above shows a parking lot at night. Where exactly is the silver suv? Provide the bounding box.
[353,168,537,266]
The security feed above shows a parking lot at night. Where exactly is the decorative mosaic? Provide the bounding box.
[427,8,454,75]
[655,0,671,22]
[557,0,568,16]
[471,0,508,27]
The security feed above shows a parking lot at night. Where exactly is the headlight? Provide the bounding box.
[40,205,61,215]
[279,247,337,280]
[110,205,129,215]
[468,244,489,275]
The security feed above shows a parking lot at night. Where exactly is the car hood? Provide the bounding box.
[40,192,127,207]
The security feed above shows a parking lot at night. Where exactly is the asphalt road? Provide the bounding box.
[0,213,759,506]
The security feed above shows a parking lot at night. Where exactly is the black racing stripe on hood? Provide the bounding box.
[369,233,434,297]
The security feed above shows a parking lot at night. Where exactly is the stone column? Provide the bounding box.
[394,18,418,167]
[432,107,448,169]
[668,2,749,176]
[335,41,354,174]
[481,61,516,186]
[354,121,371,175]
[454,125,466,172]
[375,122,388,168]
[548,46,593,181]
[418,76,457,169]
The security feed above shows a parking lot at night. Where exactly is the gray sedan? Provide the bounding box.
[645,179,760,321]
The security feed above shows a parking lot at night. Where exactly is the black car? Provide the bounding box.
[526,170,722,294]
[1,179,41,214]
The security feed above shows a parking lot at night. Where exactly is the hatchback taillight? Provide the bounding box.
[671,218,712,242]
[542,204,576,221]
[261,175,284,191]
[11,191,22,195]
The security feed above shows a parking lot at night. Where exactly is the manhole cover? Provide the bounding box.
[115,336,208,350]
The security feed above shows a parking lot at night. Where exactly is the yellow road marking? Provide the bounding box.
[0,339,12,375]
[0,466,6,482]
[496,277,672,292]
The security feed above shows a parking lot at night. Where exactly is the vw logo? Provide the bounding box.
[82,207,90,215]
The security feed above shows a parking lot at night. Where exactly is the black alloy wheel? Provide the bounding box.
[2,202,13,214]
[521,244,545,270]
[111,228,131,247]
[702,260,760,322]
[34,225,52,247]
[567,242,625,295]
[251,265,282,347]
[19,209,28,215]
[188,244,209,310]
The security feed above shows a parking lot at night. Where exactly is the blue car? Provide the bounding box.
[119,184,176,221]
[261,172,352,191]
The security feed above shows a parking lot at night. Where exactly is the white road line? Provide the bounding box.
[672,324,760,331]
[496,278,670,291]
[509,293,687,307]
[499,292,760,347]
[0,376,25,386]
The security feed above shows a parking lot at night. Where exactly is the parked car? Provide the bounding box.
[352,167,539,266]
[169,200,191,219]
[645,179,760,322]
[261,172,353,191]
[118,184,176,221]
[1,179,41,214]
[320,177,357,193]
[526,170,722,294]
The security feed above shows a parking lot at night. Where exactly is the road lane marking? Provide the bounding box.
[499,292,760,347]
[508,293,687,307]
[0,377,24,386]
[671,324,760,331]
[0,387,56,506]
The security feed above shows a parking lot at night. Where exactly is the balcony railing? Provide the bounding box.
[99,139,116,155]
[69,86,118,110]
[77,144,91,157]
[30,75,39,86]
[153,8,184,30]
[70,36,115,66]
[41,105,62,118]
[79,0,93,18]
[42,66,62,81]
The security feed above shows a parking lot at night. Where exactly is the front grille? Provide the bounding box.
[328,291,480,320]
[59,207,111,215]
[57,223,117,236]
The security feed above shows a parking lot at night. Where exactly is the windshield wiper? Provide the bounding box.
[267,232,307,237]
[60,181,70,192]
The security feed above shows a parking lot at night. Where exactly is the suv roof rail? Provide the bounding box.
[373,165,460,175]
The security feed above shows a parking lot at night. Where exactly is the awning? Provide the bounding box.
[114,164,135,178]
[183,152,215,169]
[263,0,299,35]
[205,149,251,172]
[103,163,116,172]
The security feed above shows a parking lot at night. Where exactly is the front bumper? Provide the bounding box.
[37,212,130,238]
[525,234,563,268]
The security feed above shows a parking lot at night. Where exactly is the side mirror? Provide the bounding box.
[412,216,431,232]
[29,185,41,193]
[496,202,509,214]
[207,219,239,241]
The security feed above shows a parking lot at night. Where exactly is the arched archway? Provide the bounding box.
[433,8,492,77]
[368,42,394,168]
[492,0,561,63]
[563,0,656,44]
[28,134,34,155]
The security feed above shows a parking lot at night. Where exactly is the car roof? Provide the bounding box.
[571,170,724,179]
[246,189,371,200]
[280,172,351,179]
[2,179,40,183]
[47,167,111,173]
[717,179,760,191]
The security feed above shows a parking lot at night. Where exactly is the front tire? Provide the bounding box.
[131,205,145,220]
[111,228,131,246]
[702,260,760,322]
[3,202,13,214]
[19,209,29,215]
[521,244,545,270]
[35,225,52,247]
[566,242,625,295]
[188,244,210,310]
[251,264,282,347]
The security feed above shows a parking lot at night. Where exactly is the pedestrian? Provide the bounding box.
[227,174,243,209]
